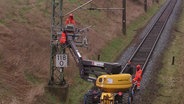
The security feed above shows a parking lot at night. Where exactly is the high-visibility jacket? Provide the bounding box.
[65,18,76,25]
[133,69,142,82]
[133,69,142,88]
[59,32,66,44]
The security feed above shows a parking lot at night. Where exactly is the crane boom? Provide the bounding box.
[65,28,122,82]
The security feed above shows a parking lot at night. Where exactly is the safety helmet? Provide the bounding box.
[69,14,73,18]
[136,64,141,70]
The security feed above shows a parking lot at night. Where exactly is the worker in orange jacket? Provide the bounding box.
[60,14,76,44]
[59,32,66,44]
[133,64,143,90]
[65,14,76,25]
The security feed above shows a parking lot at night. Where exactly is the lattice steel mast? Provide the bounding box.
[49,0,66,86]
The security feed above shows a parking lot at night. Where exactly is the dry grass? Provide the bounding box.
[25,84,45,104]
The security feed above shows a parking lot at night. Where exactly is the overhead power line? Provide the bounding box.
[63,0,93,17]
[81,7,125,10]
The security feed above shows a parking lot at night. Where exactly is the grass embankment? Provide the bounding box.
[0,0,57,103]
[68,2,165,104]
[152,3,184,104]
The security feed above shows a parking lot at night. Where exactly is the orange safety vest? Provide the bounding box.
[59,32,66,44]
[65,18,76,25]
[133,69,142,82]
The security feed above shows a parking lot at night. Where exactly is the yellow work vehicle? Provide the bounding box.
[84,74,133,104]
[96,74,132,104]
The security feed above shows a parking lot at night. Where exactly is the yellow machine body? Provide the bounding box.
[96,74,132,93]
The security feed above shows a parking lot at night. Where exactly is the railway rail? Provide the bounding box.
[121,0,177,74]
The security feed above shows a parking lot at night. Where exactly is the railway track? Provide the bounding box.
[121,0,177,73]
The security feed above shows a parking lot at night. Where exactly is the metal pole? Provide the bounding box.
[49,0,55,85]
[172,56,175,65]
[59,0,63,29]
[144,0,147,12]
[49,0,66,86]
[122,0,126,35]
[97,55,101,61]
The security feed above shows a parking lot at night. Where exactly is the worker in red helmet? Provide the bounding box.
[133,64,143,90]
[65,14,76,25]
